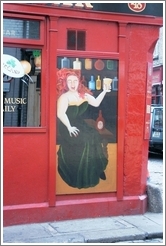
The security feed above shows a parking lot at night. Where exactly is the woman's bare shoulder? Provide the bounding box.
[58,93,68,102]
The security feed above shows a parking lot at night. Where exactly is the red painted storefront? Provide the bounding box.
[3,3,163,226]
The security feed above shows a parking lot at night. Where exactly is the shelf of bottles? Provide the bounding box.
[57,57,118,93]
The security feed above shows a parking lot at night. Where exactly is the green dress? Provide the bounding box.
[57,101,108,189]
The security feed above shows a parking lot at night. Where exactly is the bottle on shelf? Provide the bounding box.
[61,57,70,68]
[88,75,95,90]
[85,58,92,70]
[96,75,101,90]
[107,60,114,70]
[73,58,81,69]
[81,75,87,87]
[96,110,105,130]
[112,76,118,91]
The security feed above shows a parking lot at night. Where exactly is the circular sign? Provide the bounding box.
[3,54,25,78]
[128,3,146,12]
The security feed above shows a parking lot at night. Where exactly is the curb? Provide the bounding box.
[86,231,163,243]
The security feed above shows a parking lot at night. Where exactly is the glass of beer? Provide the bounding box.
[103,78,112,90]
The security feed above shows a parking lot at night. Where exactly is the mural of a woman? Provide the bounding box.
[56,68,111,189]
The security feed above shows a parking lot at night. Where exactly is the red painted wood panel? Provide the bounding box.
[3,133,48,205]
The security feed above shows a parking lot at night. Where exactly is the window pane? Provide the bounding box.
[77,31,85,50]
[3,47,41,127]
[154,109,163,128]
[3,18,40,39]
[67,30,76,50]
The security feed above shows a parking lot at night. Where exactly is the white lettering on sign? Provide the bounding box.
[4,98,27,104]
[3,105,16,112]
[3,98,27,112]
[74,3,84,8]
[128,3,146,12]
[51,2,93,9]
[52,2,73,7]
[3,29,16,36]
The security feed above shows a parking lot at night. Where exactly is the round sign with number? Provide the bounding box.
[128,3,146,12]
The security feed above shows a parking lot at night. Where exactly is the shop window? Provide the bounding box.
[151,84,163,105]
[3,18,40,39]
[3,47,41,127]
[67,30,86,50]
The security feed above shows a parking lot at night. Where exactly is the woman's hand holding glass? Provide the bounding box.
[103,78,112,92]
[103,83,111,92]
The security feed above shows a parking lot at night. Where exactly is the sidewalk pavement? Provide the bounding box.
[3,212,163,244]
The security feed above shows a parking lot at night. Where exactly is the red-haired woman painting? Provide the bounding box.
[56,68,111,189]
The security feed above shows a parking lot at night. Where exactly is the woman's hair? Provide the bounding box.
[57,68,93,99]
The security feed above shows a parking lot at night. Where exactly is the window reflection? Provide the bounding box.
[154,109,163,128]
[3,47,41,127]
